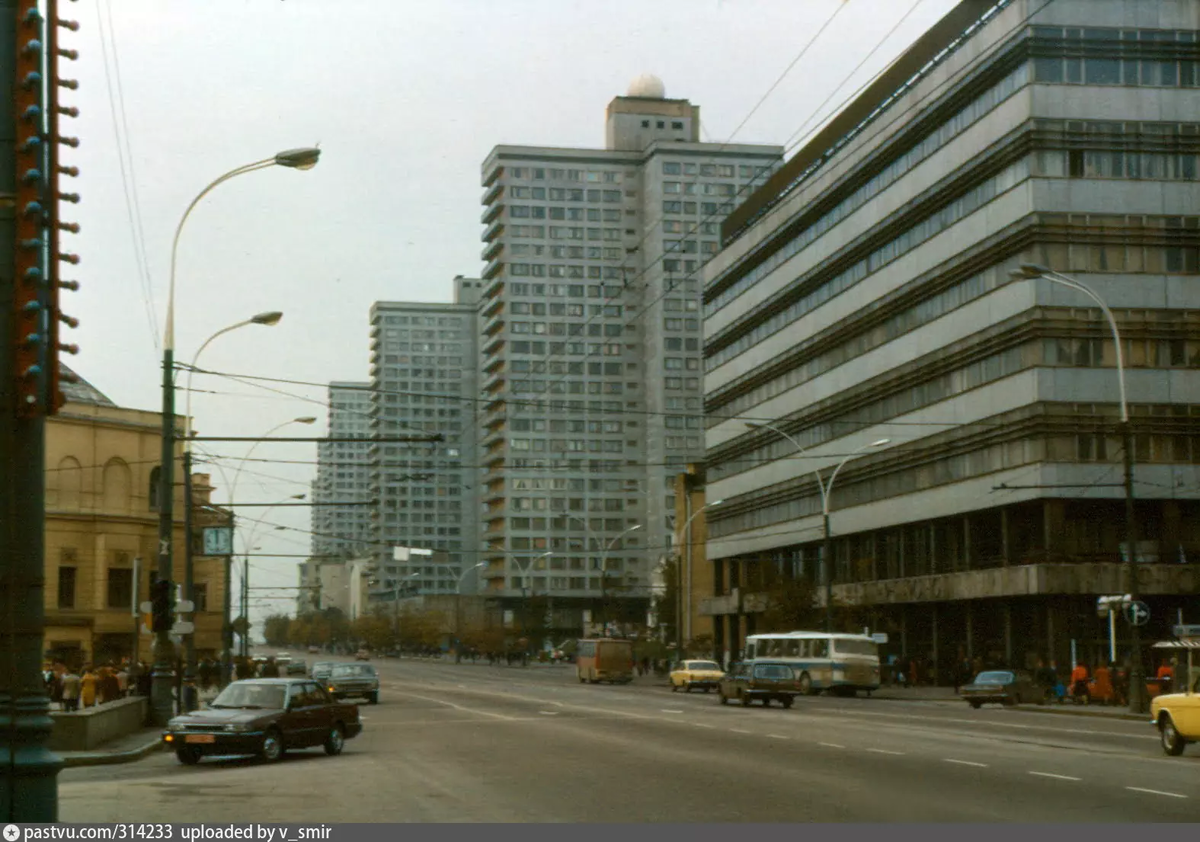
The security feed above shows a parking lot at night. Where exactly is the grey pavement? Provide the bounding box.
[58,655,1198,822]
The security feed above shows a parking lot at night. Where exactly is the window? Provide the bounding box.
[107,567,133,609]
[148,466,161,511]
[58,565,76,609]
[193,583,208,612]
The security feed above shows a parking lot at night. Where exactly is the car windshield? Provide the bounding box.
[331,664,375,677]
[686,661,720,671]
[210,683,286,710]
[313,662,333,671]
[974,671,1014,684]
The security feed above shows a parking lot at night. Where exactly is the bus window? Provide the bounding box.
[812,640,829,658]
[797,640,809,658]
[784,640,800,657]
[745,642,756,659]
[767,639,783,657]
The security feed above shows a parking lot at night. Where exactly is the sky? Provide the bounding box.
[64,0,963,633]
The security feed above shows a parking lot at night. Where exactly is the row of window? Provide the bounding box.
[508,322,626,337]
[509,477,640,491]
[509,205,623,219]
[664,239,719,255]
[510,438,628,452]
[663,162,768,178]
[377,315,466,327]
[508,226,625,241]
[504,167,622,183]
[508,380,632,396]
[509,244,625,260]
[510,360,629,375]
[664,220,720,234]
[1035,148,1198,181]
[706,63,1030,315]
[706,156,1032,370]
[663,182,738,196]
[55,565,210,612]
[507,282,627,297]
[510,418,624,433]
[663,200,734,216]
[507,187,623,202]
[509,302,622,316]
[511,497,631,512]
[508,264,625,280]
[1032,54,1197,88]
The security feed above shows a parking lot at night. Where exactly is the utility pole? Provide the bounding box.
[2,0,79,819]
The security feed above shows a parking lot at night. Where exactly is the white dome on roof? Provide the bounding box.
[627,74,665,99]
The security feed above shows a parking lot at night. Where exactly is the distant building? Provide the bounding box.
[702,0,1200,671]
[477,78,783,632]
[311,381,373,560]
[44,366,225,667]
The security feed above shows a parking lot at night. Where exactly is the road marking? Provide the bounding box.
[538,711,558,716]
[1028,771,1081,781]
[730,728,751,734]
[766,734,789,740]
[818,742,844,748]
[944,759,988,768]
[867,748,904,755]
[692,723,716,729]
[661,709,684,714]
[1125,786,1187,799]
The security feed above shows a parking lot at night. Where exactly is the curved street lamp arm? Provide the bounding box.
[164,158,276,351]
[748,420,828,511]
[182,319,257,446]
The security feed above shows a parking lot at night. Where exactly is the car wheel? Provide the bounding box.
[969,700,982,710]
[740,691,751,707]
[762,697,771,707]
[671,683,679,692]
[1002,696,1016,707]
[684,684,692,693]
[1160,716,1187,757]
[259,729,285,763]
[797,672,813,695]
[175,747,202,766]
[323,723,345,756]
[367,692,378,705]
[578,673,585,683]
[781,697,794,709]
[704,686,711,693]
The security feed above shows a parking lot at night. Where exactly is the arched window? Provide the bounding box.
[148,466,162,512]
[51,457,83,510]
[102,458,132,513]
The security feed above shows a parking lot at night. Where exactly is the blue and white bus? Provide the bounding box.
[744,632,881,696]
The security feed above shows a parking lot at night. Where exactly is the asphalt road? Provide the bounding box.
[58,651,1200,822]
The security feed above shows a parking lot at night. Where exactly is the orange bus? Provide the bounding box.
[576,638,633,684]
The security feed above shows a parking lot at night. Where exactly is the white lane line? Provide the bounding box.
[766,734,789,740]
[538,711,558,716]
[730,728,752,734]
[944,759,988,768]
[692,723,716,729]
[867,748,904,755]
[818,742,845,748]
[1126,786,1188,799]
[1028,771,1082,781]
[661,709,684,714]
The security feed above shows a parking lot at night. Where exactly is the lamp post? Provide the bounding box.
[178,312,282,707]
[673,502,721,658]
[599,524,642,633]
[391,572,420,647]
[746,421,889,632]
[1011,262,1144,714]
[155,147,320,726]
[455,562,487,661]
[237,493,306,658]
[565,513,602,632]
[511,551,552,642]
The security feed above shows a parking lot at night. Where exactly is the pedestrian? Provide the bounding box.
[116,665,129,698]
[79,666,97,709]
[1070,661,1089,703]
[60,668,80,712]
[261,657,280,678]
[1156,659,1174,695]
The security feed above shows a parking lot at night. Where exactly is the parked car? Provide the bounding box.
[310,661,335,682]
[162,678,362,765]
[1150,649,1199,756]
[286,658,307,676]
[307,646,320,654]
[960,669,1043,708]
[718,662,803,708]
[670,660,725,693]
[326,663,379,704]
[355,649,371,661]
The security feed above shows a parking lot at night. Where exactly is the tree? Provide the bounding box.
[654,556,679,644]
[263,614,291,647]
[351,612,391,651]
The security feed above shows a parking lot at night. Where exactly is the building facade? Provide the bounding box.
[311,381,373,560]
[702,0,1200,674]
[367,276,482,595]
[44,368,225,668]
[477,78,782,628]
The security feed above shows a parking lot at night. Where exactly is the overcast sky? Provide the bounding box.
[65,0,961,632]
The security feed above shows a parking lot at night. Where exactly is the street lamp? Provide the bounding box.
[177,313,283,707]
[454,562,487,661]
[155,147,320,726]
[390,572,420,647]
[746,421,889,632]
[673,501,722,658]
[511,551,553,641]
[1010,262,1144,714]
[599,524,642,633]
[238,493,305,659]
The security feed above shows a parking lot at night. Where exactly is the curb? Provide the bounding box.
[1005,704,1148,723]
[61,737,165,768]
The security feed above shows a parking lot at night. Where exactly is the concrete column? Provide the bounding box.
[1043,500,1065,560]
[1046,599,1056,666]
[931,603,940,685]
[1004,602,1013,665]
[965,602,974,661]
[900,606,908,659]
[1000,507,1010,566]
[929,523,938,575]
[963,515,972,571]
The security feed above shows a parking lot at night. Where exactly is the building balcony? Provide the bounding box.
[481,257,504,281]
[483,312,505,337]
[482,370,505,394]
[481,238,503,263]
[483,333,505,357]
[482,165,503,189]
[481,201,504,225]
[481,181,503,207]
[481,295,504,321]
[482,219,504,243]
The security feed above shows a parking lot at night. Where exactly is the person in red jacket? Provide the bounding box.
[1070,662,1090,701]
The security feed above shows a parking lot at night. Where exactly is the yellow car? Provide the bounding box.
[1151,669,1199,756]
[670,659,725,693]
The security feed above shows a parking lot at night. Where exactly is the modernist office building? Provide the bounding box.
[702,0,1200,674]
[311,381,374,562]
[477,78,782,626]
[366,277,483,597]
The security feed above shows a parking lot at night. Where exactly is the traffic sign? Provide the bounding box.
[1124,601,1150,627]
[171,620,195,635]
[870,633,889,644]
[176,600,195,613]
[1172,624,1200,639]
[140,601,153,614]
[202,526,234,557]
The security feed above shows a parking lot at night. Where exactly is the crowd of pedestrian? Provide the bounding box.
[42,660,147,711]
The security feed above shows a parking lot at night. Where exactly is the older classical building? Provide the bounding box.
[702,0,1200,672]
[43,367,226,667]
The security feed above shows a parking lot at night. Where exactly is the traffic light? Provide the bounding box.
[151,578,174,633]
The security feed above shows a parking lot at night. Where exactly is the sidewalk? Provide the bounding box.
[58,726,164,769]
[867,684,1147,720]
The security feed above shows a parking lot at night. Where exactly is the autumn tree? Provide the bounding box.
[263,614,291,647]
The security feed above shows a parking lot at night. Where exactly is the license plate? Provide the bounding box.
[185,734,216,744]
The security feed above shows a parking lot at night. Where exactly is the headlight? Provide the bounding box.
[223,723,255,732]
[328,686,336,693]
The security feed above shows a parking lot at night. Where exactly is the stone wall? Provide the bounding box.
[50,696,148,751]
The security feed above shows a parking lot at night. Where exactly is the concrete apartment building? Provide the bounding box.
[702,0,1200,674]
[366,277,482,597]
[311,381,374,561]
[476,78,782,630]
